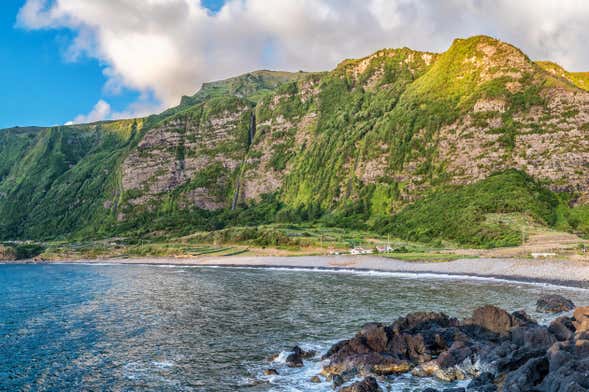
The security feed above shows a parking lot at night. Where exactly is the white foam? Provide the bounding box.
[193,265,589,292]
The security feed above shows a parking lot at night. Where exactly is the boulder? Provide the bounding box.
[548,316,576,341]
[536,294,575,313]
[340,376,382,392]
[316,303,589,390]
[510,325,555,350]
[436,341,474,369]
[502,356,549,392]
[465,305,519,336]
[572,306,589,332]
[263,368,278,376]
[285,352,304,368]
[309,375,321,383]
[467,372,496,391]
[391,311,457,333]
[539,357,589,391]
[386,332,430,363]
[358,323,389,352]
[292,345,316,359]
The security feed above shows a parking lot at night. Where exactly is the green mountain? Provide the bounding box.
[2,35,589,246]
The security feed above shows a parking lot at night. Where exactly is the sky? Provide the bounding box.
[2,0,589,129]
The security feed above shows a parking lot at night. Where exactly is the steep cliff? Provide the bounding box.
[1,36,588,242]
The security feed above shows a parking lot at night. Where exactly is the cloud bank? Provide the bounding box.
[17,0,589,123]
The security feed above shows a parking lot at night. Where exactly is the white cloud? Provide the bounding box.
[18,0,589,123]
[67,99,112,124]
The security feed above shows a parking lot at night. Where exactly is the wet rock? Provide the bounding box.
[548,316,576,341]
[292,345,316,359]
[322,352,410,377]
[422,389,439,392]
[309,375,321,383]
[436,341,474,369]
[536,294,575,313]
[340,376,382,392]
[263,368,278,376]
[503,356,549,392]
[284,345,316,368]
[442,388,465,392]
[411,360,466,382]
[467,372,496,391]
[315,299,589,391]
[286,352,304,368]
[510,310,535,325]
[332,374,344,388]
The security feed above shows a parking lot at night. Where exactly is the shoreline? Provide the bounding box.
[12,254,589,289]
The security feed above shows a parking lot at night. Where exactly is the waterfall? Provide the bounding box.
[232,112,256,210]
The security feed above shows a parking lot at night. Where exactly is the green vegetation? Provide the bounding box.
[0,35,587,254]
[536,61,589,92]
[376,170,579,247]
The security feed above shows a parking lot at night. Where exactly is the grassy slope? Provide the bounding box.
[0,120,141,239]
[379,170,559,247]
[536,61,589,91]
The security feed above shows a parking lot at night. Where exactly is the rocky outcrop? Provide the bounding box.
[340,376,382,392]
[315,298,589,391]
[536,294,576,313]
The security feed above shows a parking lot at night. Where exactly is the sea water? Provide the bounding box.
[0,263,587,391]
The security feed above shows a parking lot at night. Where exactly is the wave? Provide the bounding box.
[193,265,589,292]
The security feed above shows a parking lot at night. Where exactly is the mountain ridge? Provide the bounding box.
[1,35,588,244]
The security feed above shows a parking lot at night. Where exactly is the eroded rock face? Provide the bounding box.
[121,103,249,214]
[316,297,589,391]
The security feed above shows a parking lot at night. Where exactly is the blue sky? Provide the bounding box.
[0,0,224,129]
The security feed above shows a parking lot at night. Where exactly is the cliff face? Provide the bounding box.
[1,36,588,239]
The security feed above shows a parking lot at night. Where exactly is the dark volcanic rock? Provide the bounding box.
[315,299,589,391]
[548,316,576,341]
[332,374,344,388]
[536,294,575,313]
[467,372,496,391]
[285,345,315,367]
[340,376,382,392]
[503,356,549,391]
[292,345,316,359]
[510,324,555,350]
[285,352,303,368]
[464,305,520,336]
[358,323,389,352]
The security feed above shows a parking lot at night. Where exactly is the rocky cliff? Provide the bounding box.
[0,35,588,240]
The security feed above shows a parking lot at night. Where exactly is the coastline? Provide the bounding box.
[24,255,589,289]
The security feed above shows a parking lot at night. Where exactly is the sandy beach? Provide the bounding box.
[48,255,589,288]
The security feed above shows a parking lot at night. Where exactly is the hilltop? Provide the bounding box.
[0,35,588,257]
